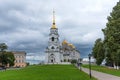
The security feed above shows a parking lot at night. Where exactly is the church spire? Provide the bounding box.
[51,10,57,29]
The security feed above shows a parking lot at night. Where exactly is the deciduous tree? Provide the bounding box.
[102,1,120,69]
[92,38,105,65]
[0,43,15,67]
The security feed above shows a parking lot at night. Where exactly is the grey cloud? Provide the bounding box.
[9,40,46,53]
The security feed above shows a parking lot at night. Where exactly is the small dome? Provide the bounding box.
[68,43,75,49]
[62,40,68,44]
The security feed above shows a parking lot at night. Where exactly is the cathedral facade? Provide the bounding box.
[45,11,80,64]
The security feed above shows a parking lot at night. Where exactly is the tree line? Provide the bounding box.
[0,43,15,68]
[92,1,120,69]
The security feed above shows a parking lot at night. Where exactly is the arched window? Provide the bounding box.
[52,37,54,41]
[51,46,54,49]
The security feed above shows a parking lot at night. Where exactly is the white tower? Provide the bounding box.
[45,11,61,64]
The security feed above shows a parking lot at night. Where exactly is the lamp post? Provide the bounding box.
[78,58,82,70]
[88,53,92,79]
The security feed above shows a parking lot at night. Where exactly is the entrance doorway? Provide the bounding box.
[51,60,53,62]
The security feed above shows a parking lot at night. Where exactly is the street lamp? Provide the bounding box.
[88,53,92,79]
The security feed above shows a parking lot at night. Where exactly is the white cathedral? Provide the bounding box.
[45,11,80,64]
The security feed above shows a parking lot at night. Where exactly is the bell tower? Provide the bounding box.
[45,11,61,64]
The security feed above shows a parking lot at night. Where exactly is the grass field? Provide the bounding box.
[83,65,120,77]
[0,65,96,80]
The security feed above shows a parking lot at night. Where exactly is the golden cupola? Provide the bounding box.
[62,40,68,45]
[51,11,57,29]
[68,43,75,49]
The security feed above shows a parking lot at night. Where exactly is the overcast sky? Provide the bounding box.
[0,0,119,62]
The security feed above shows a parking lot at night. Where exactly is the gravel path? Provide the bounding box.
[82,67,120,80]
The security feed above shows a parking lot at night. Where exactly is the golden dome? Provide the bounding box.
[62,40,68,44]
[51,24,56,29]
[68,43,75,49]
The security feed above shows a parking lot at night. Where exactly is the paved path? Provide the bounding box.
[82,67,120,80]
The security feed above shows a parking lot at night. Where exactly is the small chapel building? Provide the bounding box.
[45,11,80,64]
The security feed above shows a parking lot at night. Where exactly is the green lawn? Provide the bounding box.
[83,65,120,77]
[0,65,96,80]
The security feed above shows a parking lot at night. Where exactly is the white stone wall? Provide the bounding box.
[54,52,61,63]
[45,53,48,63]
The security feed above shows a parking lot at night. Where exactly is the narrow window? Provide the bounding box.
[52,37,54,41]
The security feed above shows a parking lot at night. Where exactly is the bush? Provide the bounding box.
[26,62,30,66]
[64,59,67,62]
[71,60,77,64]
